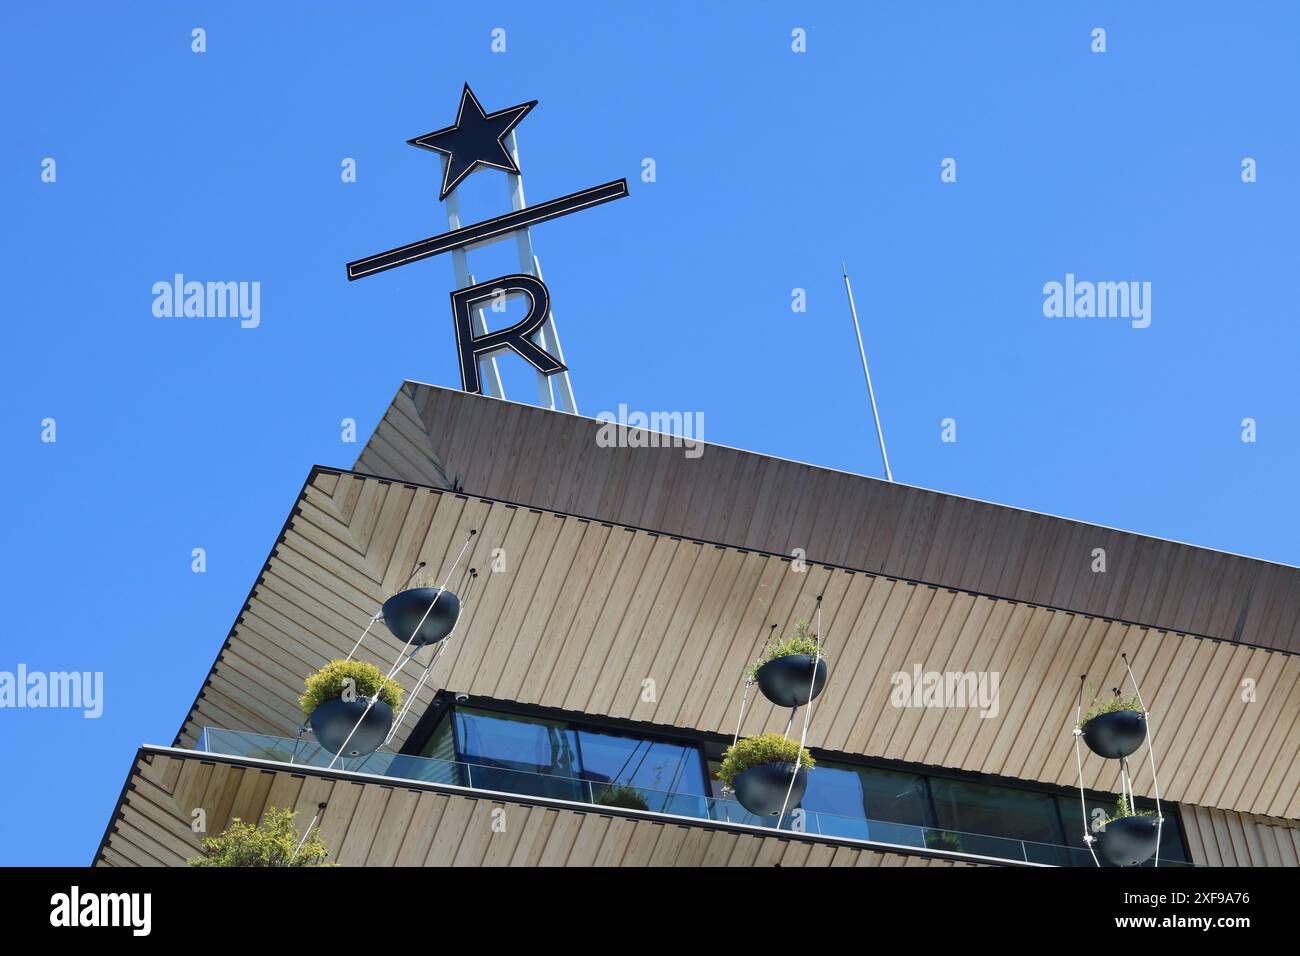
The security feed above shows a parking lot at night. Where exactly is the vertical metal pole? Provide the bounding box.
[506,129,578,413]
[842,263,893,482]
[443,158,505,398]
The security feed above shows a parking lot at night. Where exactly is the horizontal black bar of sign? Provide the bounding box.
[347,179,629,280]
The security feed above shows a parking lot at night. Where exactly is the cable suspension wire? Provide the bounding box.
[286,558,436,755]
[1072,674,1102,868]
[345,560,427,663]
[289,801,327,864]
[379,531,476,681]
[384,568,480,746]
[776,595,823,831]
[324,529,477,770]
[730,680,754,751]
[721,623,774,823]
[1123,652,1163,867]
[731,624,776,750]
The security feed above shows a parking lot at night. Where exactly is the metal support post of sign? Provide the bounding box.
[442,157,504,399]
[349,85,626,409]
[438,136,579,413]
[505,129,577,414]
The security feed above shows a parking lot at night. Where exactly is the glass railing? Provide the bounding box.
[197,727,1193,867]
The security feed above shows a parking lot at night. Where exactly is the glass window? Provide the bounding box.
[453,707,581,776]
[803,761,934,827]
[447,707,584,801]
[406,702,1188,865]
[417,708,457,764]
[418,705,711,808]
[573,728,707,796]
[930,777,1065,847]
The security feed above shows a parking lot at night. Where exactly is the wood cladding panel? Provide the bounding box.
[175,471,1300,821]
[1182,806,1300,866]
[354,383,1300,654]
[97,753,979,868]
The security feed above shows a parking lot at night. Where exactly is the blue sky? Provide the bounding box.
[1,2,1297,864]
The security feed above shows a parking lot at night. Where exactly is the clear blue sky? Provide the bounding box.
[1,2,1296,865]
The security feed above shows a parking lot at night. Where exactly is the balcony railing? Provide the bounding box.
[197,727,1192,867]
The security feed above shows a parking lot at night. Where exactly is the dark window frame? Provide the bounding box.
[407,692,715,798]
[402,690,1189,861]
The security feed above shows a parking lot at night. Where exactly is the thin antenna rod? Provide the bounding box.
[841,262,893,482]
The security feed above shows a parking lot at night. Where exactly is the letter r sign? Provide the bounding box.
[451,274,566,394]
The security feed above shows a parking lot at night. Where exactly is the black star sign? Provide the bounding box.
[408,84,538,200]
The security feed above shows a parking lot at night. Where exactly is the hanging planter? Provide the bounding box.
[719,733,815,817]
[300,659,403,757]
[383,582,461,648]
[749,621,828,708]
[1093,797,1159,867]
[1079,692,1146,759]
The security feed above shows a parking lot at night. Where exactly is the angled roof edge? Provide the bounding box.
[354,382,1300,653]
[371,379,1300,573]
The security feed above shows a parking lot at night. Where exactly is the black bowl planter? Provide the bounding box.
[1082,709,1147,759]
[383,587,461,647]
[309,697,394,757]
[1095,815,1160,867]
[733,762,808,817]
[756,654,828,708]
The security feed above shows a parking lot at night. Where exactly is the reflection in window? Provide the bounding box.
[407,702,1188,864]
[454,708,580,777]
[417,706,708,805]
[802,761,934,828]
[573,728,706,796]
[930,777,1064,847]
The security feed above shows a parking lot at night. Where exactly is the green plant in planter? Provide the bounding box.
[1100,794,1156,828]
[717,733,815,787]
[924,830,962,852]
[187,807,333,867]
[745,621,822,679]
[1079,685,1142,727]
[299,659,403,720]
[594,784,650,811]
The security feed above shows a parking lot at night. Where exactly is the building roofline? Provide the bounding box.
[392,379,1299,574]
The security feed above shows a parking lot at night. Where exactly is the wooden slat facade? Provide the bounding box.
[96,751,983,868]
[1181,806,1300,867]
[173,469,1300,822]
[100,382,1300,866]
[355,382,1300,655]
